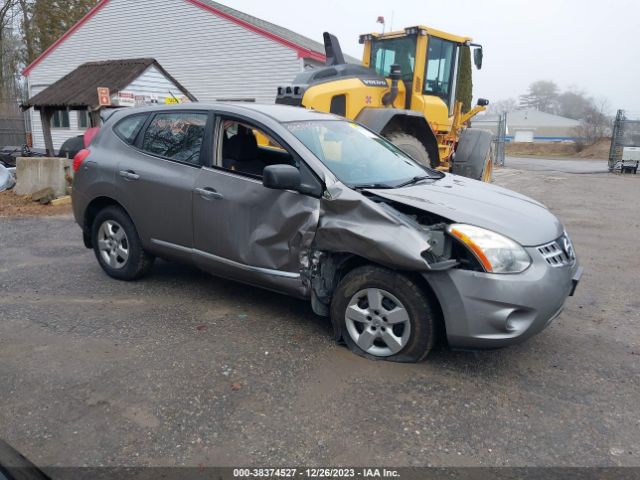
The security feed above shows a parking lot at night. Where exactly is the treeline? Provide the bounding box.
[0,0,97,105]
[486,80,611,147]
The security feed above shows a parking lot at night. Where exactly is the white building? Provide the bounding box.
[23,0,350,150]
[474,109,581,143]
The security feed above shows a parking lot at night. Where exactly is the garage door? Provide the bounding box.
[514,130,534,143]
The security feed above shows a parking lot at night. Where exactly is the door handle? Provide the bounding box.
[195,187,223,200]
[119,170,140,181]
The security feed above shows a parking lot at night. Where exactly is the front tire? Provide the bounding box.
[331,265,437,362]
[91,206,154,280]
[481,145,493,182]
[384,132,433,168]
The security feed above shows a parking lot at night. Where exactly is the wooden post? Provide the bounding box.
[40,108,55,156]
[89,108,101,127]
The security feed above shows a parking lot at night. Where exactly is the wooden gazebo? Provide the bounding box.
[22,58,196,155]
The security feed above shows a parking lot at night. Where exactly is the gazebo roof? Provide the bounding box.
[23,58,196,110]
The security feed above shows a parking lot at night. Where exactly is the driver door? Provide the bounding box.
[192,116,321,296]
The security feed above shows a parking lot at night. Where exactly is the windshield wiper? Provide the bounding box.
[352,182,395,190]
[395,174,439,188]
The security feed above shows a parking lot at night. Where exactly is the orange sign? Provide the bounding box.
[97,87,111,106]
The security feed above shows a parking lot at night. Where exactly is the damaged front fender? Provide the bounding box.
[312,184,441,271]
[300,183,457,317]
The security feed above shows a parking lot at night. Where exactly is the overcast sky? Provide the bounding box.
[226,0,640,114]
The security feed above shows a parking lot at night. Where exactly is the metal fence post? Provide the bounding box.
[609,110,640,172]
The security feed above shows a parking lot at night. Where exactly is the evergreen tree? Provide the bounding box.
[20,0,98,65]
[455,45,472,113]
[518,80,559,113]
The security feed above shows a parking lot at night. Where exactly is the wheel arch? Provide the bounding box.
[82,196,131,248]
[319,252,446,345]
[355,108,440,167]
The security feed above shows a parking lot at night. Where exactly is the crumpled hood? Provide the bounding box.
[366,174,563,246]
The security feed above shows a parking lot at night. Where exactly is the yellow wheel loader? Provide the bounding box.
[276,26,493,181]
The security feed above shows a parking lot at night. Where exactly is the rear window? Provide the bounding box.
[113,114,147,144]
[141,112,208,165]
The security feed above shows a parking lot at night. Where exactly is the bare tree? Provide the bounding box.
[17,0,34,65]
[485,97,518,116]
[556,87,594,120]
[573,97,612,150]
[0,0,22,105]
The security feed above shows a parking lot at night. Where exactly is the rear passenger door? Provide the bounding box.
[114,110,211,251]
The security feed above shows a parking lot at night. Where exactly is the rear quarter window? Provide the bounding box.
[113,114,148,144]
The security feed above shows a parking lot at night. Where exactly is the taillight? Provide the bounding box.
[83,126,100,147]
[73,148,91,172]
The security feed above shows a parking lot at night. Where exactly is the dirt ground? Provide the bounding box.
[0,166,638,468]
[575,139,611,159]
[505,139,610,160]
[505,142,578,157]
[0,191,72,217]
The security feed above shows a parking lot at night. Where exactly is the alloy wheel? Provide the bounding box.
[97,219,129,269]
[344,288,412,357]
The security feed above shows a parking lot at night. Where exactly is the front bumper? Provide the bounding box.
[424,248,582,349]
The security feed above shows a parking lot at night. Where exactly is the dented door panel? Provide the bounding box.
[193,167,320,296]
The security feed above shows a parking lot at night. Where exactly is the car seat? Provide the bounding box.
[223,126,265,176]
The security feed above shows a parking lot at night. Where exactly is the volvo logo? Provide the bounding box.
[562,236,575,260]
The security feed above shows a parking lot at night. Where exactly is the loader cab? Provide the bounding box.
[362,26,477,131]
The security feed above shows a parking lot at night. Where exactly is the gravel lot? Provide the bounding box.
[0,165,638,467]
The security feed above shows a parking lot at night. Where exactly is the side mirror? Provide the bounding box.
[263,164,301,191]
[473,47,483,70]
[477,98,489,107]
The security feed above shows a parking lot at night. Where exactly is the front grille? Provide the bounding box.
[537,234,576,267]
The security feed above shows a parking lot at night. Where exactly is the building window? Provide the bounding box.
[51,110,70,128]
[78,111,91,129]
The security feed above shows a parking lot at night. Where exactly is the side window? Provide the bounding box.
[218,118,296,177]
[425,36,457,104]
[114,114,147,144]
[141,112,208,165]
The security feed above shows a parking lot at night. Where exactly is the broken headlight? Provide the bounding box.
[447,224,531,273]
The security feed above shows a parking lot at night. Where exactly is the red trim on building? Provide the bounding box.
[23,0,325,76]
[23,0,112,76]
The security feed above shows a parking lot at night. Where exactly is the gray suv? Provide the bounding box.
[72,103,582,362]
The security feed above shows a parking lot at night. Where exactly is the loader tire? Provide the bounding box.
[452,128,493,181]
[384,132,433,168]
[481,148,493,182]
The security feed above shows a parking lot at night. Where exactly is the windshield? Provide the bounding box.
[286,120,440,188]
[370,36,416,82]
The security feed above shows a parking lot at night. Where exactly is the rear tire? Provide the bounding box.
[385,132,433,168]
[91,206,154,280]
[331,265,436,362]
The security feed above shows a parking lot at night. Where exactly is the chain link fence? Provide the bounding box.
[609,109,640,172]
[471,112,507,167]
[0,103,26,147]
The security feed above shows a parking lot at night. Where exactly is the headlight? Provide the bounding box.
[447,224,531,273]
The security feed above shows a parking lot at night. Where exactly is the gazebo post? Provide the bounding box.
[40,107,55,156]
[89,108,101,128]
